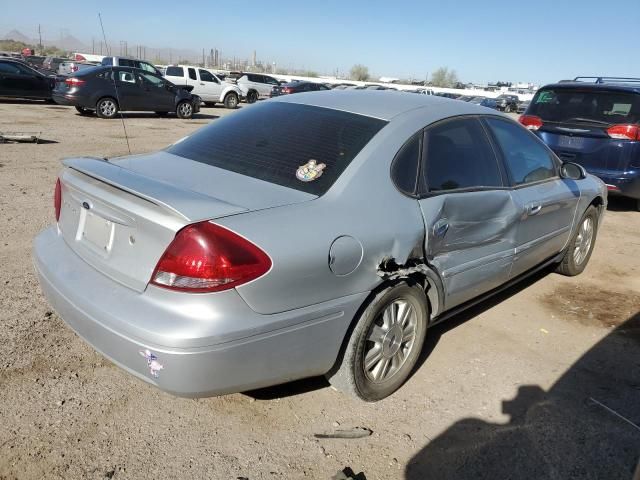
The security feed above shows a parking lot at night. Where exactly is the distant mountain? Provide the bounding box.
[45,34,89,52]
[2,29,32,43]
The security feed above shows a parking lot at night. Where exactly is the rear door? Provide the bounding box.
[417,116,519,310]
[483,117,580,278]
[113,68,141,110]
[0,61,24,96]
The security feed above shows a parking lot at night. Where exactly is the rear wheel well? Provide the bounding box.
[96,96,118,107]
[589,195,605,217]
[326,270,441,379]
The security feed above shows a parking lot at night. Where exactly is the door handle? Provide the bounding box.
[433,219,450,237]
[200,82,205,85]
[528,204,542,215]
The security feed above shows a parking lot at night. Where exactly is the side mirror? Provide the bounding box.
[560,162,586,180]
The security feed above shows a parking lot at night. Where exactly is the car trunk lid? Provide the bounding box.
[58,155,314,292]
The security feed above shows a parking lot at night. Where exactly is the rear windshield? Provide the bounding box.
[165,66,184,77]
[166,102,387,195]
[529,88,640,124]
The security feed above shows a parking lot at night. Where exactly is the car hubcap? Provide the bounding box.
[573,217,594,265]
[100,101,115,116]
[363,299,417,383]
[179,103,192,116]
[229,96,237,107]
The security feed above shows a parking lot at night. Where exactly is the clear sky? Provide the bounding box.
[2,0,640,85]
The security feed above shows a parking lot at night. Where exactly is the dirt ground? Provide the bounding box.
[0,101,639,480]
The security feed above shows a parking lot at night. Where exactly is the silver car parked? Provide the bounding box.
[34,91,607,401]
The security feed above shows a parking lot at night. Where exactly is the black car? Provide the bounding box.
[52,66,200,119]
[270,81,330,97]
[0,58,55,100]
[494,94,520,113]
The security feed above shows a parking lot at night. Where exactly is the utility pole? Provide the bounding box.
[38,24,43,55]
[202,48,205,67]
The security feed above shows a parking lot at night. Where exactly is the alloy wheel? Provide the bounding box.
[363,299,417,383]
[573,216,594,265]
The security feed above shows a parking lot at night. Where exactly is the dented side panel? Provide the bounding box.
[418,190,520,310]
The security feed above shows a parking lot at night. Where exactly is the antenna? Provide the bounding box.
[98,13,131,155]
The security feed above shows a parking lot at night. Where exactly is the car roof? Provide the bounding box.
[271,90,502,121]
[540,82,640,94]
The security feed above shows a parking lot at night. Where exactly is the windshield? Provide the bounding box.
[528,88,640,125]
[166,102,387,195]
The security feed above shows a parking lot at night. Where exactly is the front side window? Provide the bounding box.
[0,62,22,74]
[485,118,557,186]
[166,102,387,195]
[188,68,197,81]
[199,69,218,83]
[422,118,503,193]
[138,72,164,88]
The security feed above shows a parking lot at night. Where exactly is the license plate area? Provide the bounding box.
[558,135,585,149]
[78,210,114,256]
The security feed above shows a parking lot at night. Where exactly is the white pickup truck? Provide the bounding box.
[163,65,242,108]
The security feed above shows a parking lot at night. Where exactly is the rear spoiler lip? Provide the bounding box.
[62,156,247,222]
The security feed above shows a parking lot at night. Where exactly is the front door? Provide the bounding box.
[197,69,222,102]
[417,116,518,310]
[482,117,580,278]
[136,72,174,112]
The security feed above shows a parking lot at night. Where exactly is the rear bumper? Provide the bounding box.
[586,169,640,200]
[52,92,85,107]
[33,227,366,397]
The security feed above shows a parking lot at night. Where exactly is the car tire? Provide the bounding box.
[246,91,258,104]
[556,205,599,276]
[75,106,92,116]
[176,101,194,119]
[96,97,118,119]
[223,92,239,109]
[326,282,428,402]
[505,105,512,113]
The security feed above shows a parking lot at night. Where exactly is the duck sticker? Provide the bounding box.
[139,349,164,378]
[296,159,326,182]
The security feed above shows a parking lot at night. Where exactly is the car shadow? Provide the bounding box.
[405,311,640,480]
[71,112,220,120]
[607,196,638,212]
[244,267,555,401]
[0,98,52,105]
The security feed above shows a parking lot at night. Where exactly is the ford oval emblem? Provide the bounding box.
[82,201,90,210]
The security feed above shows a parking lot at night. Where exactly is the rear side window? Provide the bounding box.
[485,118,557,185]
[165,66,184,77]
[529,88,640,124]
[391,134,421,196]
[166,102,387,195]
[188,68,197,80]
[421,118,503,192]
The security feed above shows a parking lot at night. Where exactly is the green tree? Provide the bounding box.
[350,64,369,81]
[430,67,459,88]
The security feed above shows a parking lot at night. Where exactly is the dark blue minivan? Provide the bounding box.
[520,77,640,210]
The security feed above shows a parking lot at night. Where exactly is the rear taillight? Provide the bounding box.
[65,77,85,87]
[519,115,543,131]
[282,87,293,94]
[606,124,640,140]
[54,178,61,222]
[151,222,271,293]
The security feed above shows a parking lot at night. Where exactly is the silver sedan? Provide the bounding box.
[34,91,607,401]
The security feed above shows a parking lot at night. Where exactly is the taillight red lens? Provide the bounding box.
[54,178,61,222]
[65,77,85,87]
[519,115,543,131]
[607,124,640,140]
[151,222,271,293]
[282,87,292,94]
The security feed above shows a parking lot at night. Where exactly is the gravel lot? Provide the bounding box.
[1,100,639,480]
